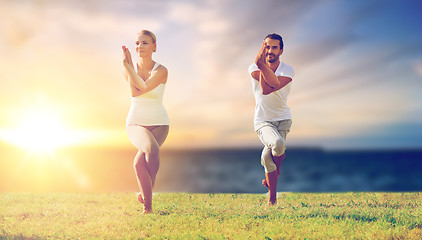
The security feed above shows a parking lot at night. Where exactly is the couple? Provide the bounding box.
[122,30,294,214]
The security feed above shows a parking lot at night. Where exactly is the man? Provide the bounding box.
[248,33,294,205]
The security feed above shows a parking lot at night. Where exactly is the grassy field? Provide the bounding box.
[0,192,421,239]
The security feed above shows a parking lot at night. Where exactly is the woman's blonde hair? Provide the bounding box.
[137,30,156,44]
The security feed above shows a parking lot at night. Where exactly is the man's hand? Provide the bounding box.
[255,41,267,67]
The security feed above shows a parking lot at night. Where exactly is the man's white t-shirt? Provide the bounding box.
[248,62,295,128]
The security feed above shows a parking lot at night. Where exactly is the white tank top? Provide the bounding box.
[126,62,170,126]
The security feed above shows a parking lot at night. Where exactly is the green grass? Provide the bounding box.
[1,192,421,239]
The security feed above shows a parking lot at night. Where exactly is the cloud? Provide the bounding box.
[414,60,422,77]
[0,1,44,49]
[2,0,422,149]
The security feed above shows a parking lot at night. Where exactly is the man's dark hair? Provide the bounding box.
[265,33,283,49]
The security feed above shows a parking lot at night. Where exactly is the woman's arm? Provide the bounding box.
[122,46,167,95]
[124,62,168,94]
[122,46,134,82]
[123,61,147,90]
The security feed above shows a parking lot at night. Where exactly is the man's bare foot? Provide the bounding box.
[262,179,269,188]
[267,199,277,206]
[137,193,144,204]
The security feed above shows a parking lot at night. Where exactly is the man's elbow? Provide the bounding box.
[271,82,281,89]
[262,89,272,95]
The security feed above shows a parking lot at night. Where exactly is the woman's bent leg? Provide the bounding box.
[147,125,169,187]
[127,125,169,213]
[133,150,145,203]
[127,125,158,213]
[133,151,152,212]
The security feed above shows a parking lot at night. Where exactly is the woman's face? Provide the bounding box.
[135,34,156,58]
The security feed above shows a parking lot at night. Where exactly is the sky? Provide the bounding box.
[1,0,422,150]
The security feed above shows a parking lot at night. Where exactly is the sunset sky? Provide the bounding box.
[1,0,422,150]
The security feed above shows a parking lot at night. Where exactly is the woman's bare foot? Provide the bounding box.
[142,203,152,214]
[142,208,152,214]
[137,193,144,204]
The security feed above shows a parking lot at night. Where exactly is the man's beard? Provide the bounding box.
[267,54,278,63]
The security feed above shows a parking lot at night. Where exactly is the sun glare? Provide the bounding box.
[1,106,80,154]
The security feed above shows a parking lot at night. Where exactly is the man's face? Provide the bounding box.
[264,38,283,63]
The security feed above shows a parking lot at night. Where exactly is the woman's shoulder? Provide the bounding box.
[153,63,168,84]
[154,63,168,74]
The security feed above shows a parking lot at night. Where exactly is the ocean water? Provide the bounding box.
[1,145,422,192]
[155,148,422,193]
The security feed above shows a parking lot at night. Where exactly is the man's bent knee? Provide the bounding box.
[263,161,277,173]
[261,149,277,173]
[272,138,286,156]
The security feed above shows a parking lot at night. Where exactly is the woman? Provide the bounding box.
[122,30,169,214]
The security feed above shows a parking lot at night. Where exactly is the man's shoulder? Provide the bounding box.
[277,62,295,78]
[280,62,294,71]
[248,63,259,74]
